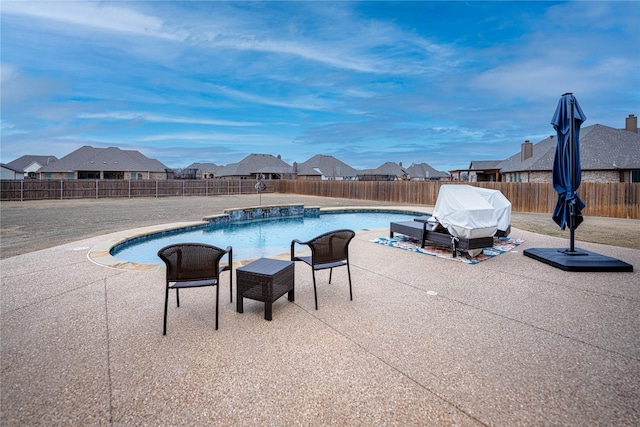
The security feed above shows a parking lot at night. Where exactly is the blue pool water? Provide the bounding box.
[111,210,423,264]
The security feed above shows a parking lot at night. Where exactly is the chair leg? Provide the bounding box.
[215,284,219,330]
[163,286,170,335]
[328,267,333,284]
[176,288,180,307]
[228,251,233,303]
[347,262,353,301]
[312,269,319,310]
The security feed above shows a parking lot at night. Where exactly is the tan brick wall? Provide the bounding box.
[581,170,620,182]
[529,172,550,183]
[503,170,621,183]
[149,172,167,180]
[503,171,550,183]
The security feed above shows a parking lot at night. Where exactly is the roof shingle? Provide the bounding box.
[39,146,168,172]
[498,124,640,172]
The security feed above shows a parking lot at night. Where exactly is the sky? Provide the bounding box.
[1,1,639,172]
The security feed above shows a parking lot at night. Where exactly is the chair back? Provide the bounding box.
[158,243,227,282]
[308,229,355,265]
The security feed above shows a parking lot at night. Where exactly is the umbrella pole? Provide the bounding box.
[569,201,576,252]
[569,97,576,253]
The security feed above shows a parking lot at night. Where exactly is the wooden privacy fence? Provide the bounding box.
[1,179,638,219]
[274,180,640,219]
[0,179,272,201]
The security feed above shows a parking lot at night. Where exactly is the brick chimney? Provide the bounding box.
[521,140,533,161]
[625,114,638,133]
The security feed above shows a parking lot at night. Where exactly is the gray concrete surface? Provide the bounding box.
[1,197,639,426]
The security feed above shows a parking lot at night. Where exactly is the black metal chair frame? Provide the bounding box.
[290,229,355,310]
[157,243,232,335]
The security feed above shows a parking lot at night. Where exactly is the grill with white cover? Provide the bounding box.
[432,185,511,240]
[472,186,512,235]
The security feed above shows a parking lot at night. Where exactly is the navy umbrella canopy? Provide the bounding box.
[522,93,632,271]
[551,93,587,232]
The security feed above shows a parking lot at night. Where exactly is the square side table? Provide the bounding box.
[236,258,295,320]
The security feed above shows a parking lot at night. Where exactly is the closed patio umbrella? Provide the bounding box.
[523,93,632,271]
[551,93,587,252]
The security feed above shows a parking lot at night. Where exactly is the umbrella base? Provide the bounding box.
[524,248,633,272]
[558,248,589,256]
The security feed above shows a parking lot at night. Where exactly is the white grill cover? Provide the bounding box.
[471,186,512,233]
[432,185,500,239]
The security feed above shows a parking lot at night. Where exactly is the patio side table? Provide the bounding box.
[236,258,295,320]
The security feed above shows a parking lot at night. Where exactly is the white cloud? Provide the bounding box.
[210,85,340,112]
[0,65,68,110]
[1,1,184,40]
[1,1,637,170]
[0,63,19,82]
[136,132,268,143]
[4,1,456,77]
[224,37,383,74]
[78,112,258,127]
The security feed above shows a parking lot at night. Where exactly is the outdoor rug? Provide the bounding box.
[371,235,525,264]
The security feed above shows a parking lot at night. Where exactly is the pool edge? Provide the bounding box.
[89,206,430,271]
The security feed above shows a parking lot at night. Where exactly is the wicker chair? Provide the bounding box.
[290,229,355,310]
[157,243,232,335]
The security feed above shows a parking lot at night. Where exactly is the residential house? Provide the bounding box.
[448,160,502,182]
[469,160,502,182]
[37,146,169,180]
[406,162,449,181]
[499,114,640,183]
[185,162,220,179]
[295,154,358,180]
[357,162,409,181]
[215,153,293,180]
[1,163,25,180]
[6,155,58,179]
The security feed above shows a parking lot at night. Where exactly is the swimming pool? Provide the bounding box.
[111,210,424,265]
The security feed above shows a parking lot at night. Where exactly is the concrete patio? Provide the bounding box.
[1,212,638,425]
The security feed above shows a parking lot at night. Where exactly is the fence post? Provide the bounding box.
[128,180,131,198]
[20,180,24,202]
[60,180,63,200]
[156,181,158,198]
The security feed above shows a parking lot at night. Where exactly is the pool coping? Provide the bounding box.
[88,206,430,271]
